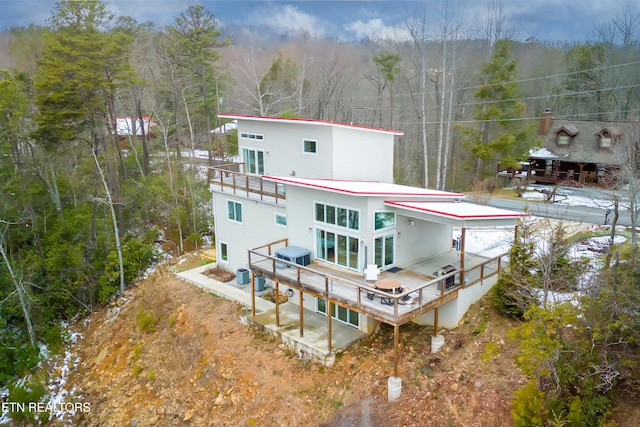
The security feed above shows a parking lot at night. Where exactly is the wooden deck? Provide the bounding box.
[248,240,505,327]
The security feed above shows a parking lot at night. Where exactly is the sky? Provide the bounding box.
[1,0,638,43]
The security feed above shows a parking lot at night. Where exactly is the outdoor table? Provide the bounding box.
[375,279,402,293]
[374,279,403,305]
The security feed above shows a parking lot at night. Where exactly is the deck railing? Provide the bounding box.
[248,241,508,326]
[209,162,286,204]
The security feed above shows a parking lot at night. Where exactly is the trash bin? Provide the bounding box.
[236,268,250,285]
[254,275,265,292]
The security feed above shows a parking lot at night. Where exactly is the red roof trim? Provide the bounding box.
[218,114,404,136]
[385,201,530,219]
[264,176,464,197]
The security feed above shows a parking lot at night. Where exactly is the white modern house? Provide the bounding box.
[208,114,527,376]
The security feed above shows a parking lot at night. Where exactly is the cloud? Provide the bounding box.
[344,18,412,42]
[256,4,325,38]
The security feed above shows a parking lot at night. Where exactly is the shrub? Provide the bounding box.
[43,323,68,356]
[132,341,143,360]
[491,275,536,319]
[7,378,47,424]
[511,379,547,427]
[0,325,39,384]
[133,365,143,377]
[97,237,156,303]
[136,307,157,333]
[567,394,610,427]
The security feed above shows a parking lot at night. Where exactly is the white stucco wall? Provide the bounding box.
[234,119,397,182]
[412,274,499,328]
[394,217,453,267]
[332,127,395,183]
[212,193,287,274]
[237,120,334,178]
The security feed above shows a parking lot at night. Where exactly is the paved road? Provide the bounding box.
[486,196,633,227]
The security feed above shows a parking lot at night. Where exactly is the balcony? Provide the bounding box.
[247,239,506,328]
[209,163,286,204]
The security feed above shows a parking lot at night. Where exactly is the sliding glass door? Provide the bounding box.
[316,228,359,270]
[242,148,264,175]
[374,234,395,268]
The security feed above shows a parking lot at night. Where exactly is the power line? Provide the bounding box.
[298,58,640,105]
[458,59,640,92]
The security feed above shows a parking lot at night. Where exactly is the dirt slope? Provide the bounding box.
[57,256,531,427]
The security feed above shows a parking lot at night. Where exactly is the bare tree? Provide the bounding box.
[613,122,640,267]
[0,219,36,348]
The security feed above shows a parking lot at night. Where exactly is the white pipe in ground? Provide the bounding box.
[388,376,402,401]
[431,334,445,353]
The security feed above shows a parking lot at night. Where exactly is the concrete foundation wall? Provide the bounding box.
[411,274,499,329]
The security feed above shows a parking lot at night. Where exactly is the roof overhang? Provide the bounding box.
[264,176,465,199]
[385,200,529,227]
[218,114,404,136]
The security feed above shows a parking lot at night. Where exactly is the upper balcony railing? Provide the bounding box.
[209,162,286,204]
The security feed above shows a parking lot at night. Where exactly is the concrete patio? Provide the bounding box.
[175,264,367,364]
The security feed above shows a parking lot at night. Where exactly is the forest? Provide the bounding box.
[0,0,639,425]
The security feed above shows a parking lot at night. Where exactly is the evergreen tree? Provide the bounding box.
[458,39,538,181]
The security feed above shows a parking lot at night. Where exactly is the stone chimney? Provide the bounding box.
[538,108,552,135]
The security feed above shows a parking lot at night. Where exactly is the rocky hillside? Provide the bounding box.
[51,254,637,426]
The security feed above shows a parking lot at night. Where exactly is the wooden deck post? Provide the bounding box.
[327,301,333,352]
[433,307,439,336]
[460,228,466,286]
[249,250,256,317]
[251,272,256,317]
[275,281,280,327]
[393,324,400,377]
[299,289,304,338]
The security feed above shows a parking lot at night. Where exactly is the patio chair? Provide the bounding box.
[364,264,380,281]
[364,264,380,300]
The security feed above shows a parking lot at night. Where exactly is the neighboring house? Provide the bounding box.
[115,116,154,136]
[209,114,528,372]
[525,111,635,187]
[211,119,238,134]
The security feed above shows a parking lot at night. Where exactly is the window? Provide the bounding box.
[337,207,347,227]
[326,205,336,224]
[600,134,612,148]
[557,135,569,146]
[303,139,317,153]
[348,210,359,230]
[315,202,359,230]
[240,132,264,140]
[374,212,395,230]
[275,213,287,227]
[227,200,242,222]
[315,203,325,222]
[220,242,228,262]
[317,299,359,328]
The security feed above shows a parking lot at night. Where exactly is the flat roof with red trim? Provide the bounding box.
[263,176,464,198]
[218,114,404,136]
[385,200,530,220]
